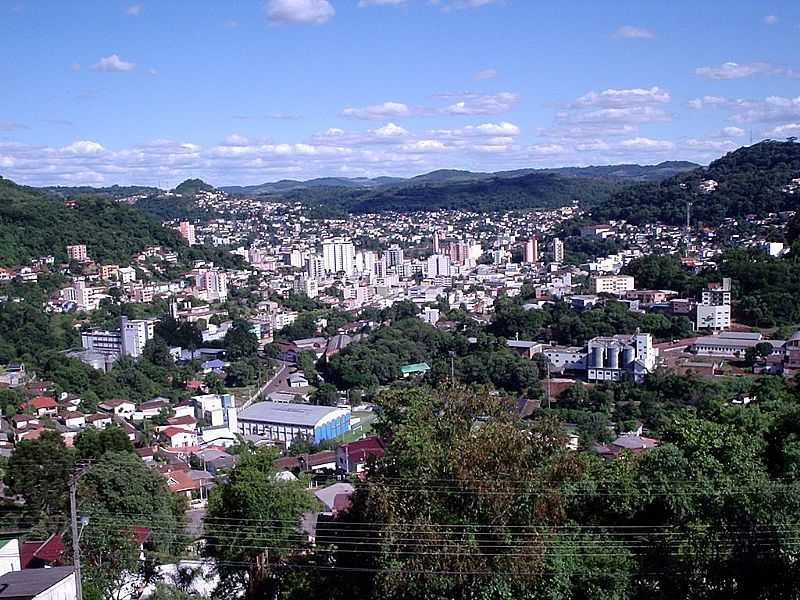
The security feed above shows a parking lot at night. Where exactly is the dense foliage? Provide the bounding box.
[297,378,800,599]
[323,316,542,396]
[0,177,187,266]
[265,173,616,215]
[590,141,800,226]
[490,294,693,345]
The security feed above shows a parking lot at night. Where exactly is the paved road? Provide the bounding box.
[237,360,290,413]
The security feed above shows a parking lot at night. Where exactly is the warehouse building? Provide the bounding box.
[237,402,351,445]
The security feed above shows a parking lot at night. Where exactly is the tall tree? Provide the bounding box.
[204,447,318,599]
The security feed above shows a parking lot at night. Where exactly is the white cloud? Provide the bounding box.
[611,25,654,39]
[266,0,334,25]
[619,137,675,151]
[530,144,566,156]
[224,134,251,146]
[440,92,519,115]
[573,86,670,108]
[358,0,406,6]
[559,106,671,125]
[342,101,413,120]
[764,15,778,25]
[473,68,498,81]
[683,139,736,151]
[63,140,105,154]
[765,123,800,137]
[126,4,143,16]
[401,140,447,152]
[688,95,729,109]
[373,122,409,137]
[92,54,136,72]
[575,139,611,152]
[432,121,520,138]
[695,61,781,80]
[721,126,745,137]
[731,96,800,123]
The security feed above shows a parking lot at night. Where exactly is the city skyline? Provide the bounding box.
[1,0,800,186]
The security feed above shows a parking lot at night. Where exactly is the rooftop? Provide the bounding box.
[238,401,348,427]
[0,567,74,598]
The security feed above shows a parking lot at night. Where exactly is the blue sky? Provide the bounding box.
[1,0,799,186]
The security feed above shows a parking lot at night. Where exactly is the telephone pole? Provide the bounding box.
[69,463,91,600]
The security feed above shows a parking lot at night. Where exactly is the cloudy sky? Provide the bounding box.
[2,0,799,187]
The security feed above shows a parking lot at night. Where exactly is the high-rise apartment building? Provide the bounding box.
[523,237,539,263]
[322,238,355,275]
[178,222,196,245]
[552,238,565,263]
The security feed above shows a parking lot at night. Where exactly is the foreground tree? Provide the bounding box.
[204,447,318,599]
[79,452,186,600]
[321,385,628,600]
[3,431,75,529]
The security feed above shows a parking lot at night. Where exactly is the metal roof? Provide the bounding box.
[0,567,74,598]
[238,401,348,427]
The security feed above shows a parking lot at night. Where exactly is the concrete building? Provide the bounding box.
[237,401,351,445]
[306,255,325,279]
[552,237,565,263]
[591,275,635,295]
[293,276,319,299]
[691,331,785,358]
[178,222,196,245]
[523,237,539,263]
[80,317,156,362]
[322,238,355,275]
[66,244,88,262]
[426,254,451,277]
[696,304,731,331]
[540,333,658,384]
[195,269,228,302]
[586,333,657,383]
[385,244,404,269]
[696,278,732,331]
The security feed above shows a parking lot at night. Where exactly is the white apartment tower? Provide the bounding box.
[552,238,565,263]
[306,255,325,279]
[322,238,355,275]
[195,269,228,302]
[386,244,404,269]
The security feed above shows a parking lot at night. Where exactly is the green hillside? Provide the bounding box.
[590,141,800,225]
[0,176,187,266]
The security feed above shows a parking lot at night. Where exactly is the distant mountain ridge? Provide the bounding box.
[219,161,699,195]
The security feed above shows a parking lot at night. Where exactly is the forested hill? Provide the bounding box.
[0,175,188,266]
[589,140,800,226]
[267,172,618,215]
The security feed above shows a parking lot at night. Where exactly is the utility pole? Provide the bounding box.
[69,474,84,600]
[448,351,455,386]
[545,360,552,410]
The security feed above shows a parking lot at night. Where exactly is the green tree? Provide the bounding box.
[3,431,75,527]
[224,320,259,360]
[204,447,318,599]
[79,452,186,600]
[75,426,134,459]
